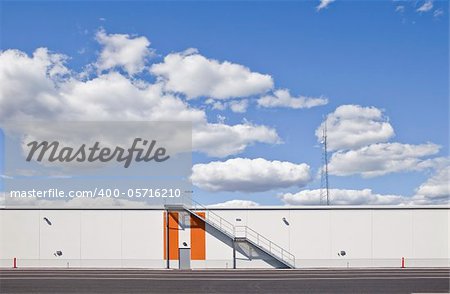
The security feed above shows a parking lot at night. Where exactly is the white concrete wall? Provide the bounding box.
[0,207,448,268]
[211,208,449,268]
[0,210,164,268]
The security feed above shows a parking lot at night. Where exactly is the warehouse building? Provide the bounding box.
[0,205,449,269]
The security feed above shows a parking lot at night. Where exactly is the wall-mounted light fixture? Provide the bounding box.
[43,217,52,225]
[338,250,346,257]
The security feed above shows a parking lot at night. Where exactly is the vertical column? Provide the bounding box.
[163,211,179,262]
[166,210,169,269]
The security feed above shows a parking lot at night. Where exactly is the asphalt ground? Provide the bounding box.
[0,268,449,293]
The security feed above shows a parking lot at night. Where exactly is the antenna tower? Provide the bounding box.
[320,121,330,205]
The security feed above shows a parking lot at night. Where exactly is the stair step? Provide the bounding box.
[166,200,296,268]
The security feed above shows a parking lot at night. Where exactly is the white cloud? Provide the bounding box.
[191,158,311,192]
[328,142,441,177]
[0,192,5,207]
[208,199,260,208]
[206,99,227,111]
[0,47,280,158]
[417,0,433,12]
[229,99,249,113]
[0,48,69,120]
[413,165,449,204]
[395,5,405,13]
[192,122,279,157]
[212,102,227,111]
[95,29,152,75]
[317,105,445,180]
[150,49,273,99]
[317,0,335,11]
[258,89,328,109]
[205,99,250,113]
[433,8,444,18]
[280,188,408,205]
[316,105,395,151]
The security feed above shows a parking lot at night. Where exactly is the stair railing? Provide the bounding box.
[188,199,295,268]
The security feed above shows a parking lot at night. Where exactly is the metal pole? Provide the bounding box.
[232,241,236,269]
[166,210,170,269]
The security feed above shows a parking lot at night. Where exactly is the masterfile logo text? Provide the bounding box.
[1,121,192,208]
[26,138,170,168]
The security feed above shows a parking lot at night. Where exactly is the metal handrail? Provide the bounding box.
[236,226,295,267]
[189,200,236,237]
[188,200,295,268]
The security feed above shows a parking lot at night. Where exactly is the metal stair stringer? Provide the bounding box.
[234,226,295,269]
[164,201,296,269]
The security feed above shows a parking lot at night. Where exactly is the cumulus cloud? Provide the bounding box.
[229,99,249,113]
[95,30,152,75]
[328,142,441,177]
[417,0,433,12]
[316,105,395,151]
[150,49,273,99]
[413,165,449,204]
[191,158,311,192]
[317,0,335,11]
[0,46,279,157]
[206,99,227,111]
[205,99,250,113]
[0,48,70,120]
[192,122,279,157]
[281,162,450,206]
[258,89,328,109]
[208,199,260,208]
[280,188,408,205]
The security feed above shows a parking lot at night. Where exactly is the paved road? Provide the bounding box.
[0,268,449,293]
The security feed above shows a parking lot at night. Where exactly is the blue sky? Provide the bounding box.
[0,0,448,206]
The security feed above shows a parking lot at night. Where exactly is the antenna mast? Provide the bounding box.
[320,120,330,205]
